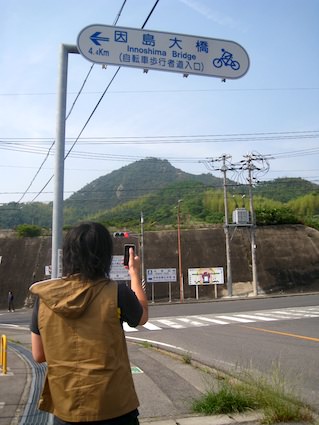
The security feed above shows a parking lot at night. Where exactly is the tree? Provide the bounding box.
[16,224,42,237]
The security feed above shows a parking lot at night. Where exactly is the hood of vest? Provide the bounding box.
[30,276,108,319]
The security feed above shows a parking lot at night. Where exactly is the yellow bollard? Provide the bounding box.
[1,335,7,374]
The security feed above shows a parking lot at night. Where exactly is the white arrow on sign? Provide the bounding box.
[77,24,249,79]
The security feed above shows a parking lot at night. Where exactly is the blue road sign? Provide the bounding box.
[77,24,250,79]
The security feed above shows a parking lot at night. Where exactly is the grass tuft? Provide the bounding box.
[192,384,256,414]
[192,369,315,423]
[182,352,192,364]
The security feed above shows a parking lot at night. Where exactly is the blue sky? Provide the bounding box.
[1,0,318,203]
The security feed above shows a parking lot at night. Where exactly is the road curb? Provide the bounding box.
[139,412,264,424]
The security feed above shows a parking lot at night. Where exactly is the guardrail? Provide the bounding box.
[0,334,7,374]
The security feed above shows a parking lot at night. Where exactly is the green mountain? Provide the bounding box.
[90,179,220,231]
[63,158,223,223]
[0,158,318,229]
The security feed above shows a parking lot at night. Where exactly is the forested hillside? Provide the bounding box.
[0,158,318,230]
[63,158,223,222]
[254,177,318,202]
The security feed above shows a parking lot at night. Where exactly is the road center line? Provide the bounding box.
[241,325,319,342]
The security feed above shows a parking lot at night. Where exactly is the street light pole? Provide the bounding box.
[177,199,184,302]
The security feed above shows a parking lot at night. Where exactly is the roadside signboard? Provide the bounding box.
[146,268,177,283]
[77,24,249,79]
[110,255,130,281]
[188,267,224,285]
[45,256,130,280]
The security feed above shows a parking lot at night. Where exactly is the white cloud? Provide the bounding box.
[179,0,237,28]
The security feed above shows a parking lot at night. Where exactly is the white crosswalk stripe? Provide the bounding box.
[142,322,162,331]
[156,319,185,329]
[214,315,254,323]
[232,314,276,321]
[123,323,138,332]
[177,317,209,326]
[191,316,229,325]
[123,305,319,333]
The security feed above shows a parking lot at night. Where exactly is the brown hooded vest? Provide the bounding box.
[30,277,139,422]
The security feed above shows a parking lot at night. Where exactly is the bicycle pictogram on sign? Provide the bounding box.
[212,48,240,70]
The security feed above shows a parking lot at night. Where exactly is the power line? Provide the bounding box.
[64,0,160,160]
[1,86,319,97]
[16,0,130,203]
[30,0,160,203]
[2,141,318,163]
[2,129,318,142]
[16,142,55,203]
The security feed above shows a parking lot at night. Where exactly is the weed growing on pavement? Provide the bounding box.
[192,384,256,414]
[192,369,315,423]
[182,352,192,364]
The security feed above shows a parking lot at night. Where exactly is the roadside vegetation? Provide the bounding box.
[141,344,317,424]
[16,223,43,237]
[192,368,316,424]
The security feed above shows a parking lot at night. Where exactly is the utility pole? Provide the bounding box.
[221,155,233,297]
[177,199,184,302]
[207,155,233,297]
[244,155,259,296]
[206,152,269,298]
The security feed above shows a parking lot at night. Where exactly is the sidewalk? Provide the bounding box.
[0,344,263,425]
[0,341,31,425]
[0,323,265,425]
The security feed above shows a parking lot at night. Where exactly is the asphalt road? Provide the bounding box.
[1,293,319,413]
[137,293,319,410]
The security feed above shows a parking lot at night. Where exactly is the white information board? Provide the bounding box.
[146,268,177,283]
[188,267,224,285]
[110,255,130,281]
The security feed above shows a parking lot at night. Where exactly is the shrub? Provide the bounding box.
[16,224,42,237]
[256,207,300,225]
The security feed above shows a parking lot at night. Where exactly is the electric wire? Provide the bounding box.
[16,0,129,203]
[29,0,160,202]
[65,0,127,121]
[64,0,160,160]
[16,143,55,203]
[1,86,319,97]
[1,129,318,145]
[1,133,318,161]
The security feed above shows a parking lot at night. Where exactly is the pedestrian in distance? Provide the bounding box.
[8,290,14,312]
[30,221,148,425]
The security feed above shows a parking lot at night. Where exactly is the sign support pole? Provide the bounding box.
[51,44,78,279]
[51,24,249,279]
[177,199,184,302]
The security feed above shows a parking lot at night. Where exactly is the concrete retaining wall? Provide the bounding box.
[0,225,318,308]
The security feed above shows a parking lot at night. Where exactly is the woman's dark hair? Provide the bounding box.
[62,222,113,280]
